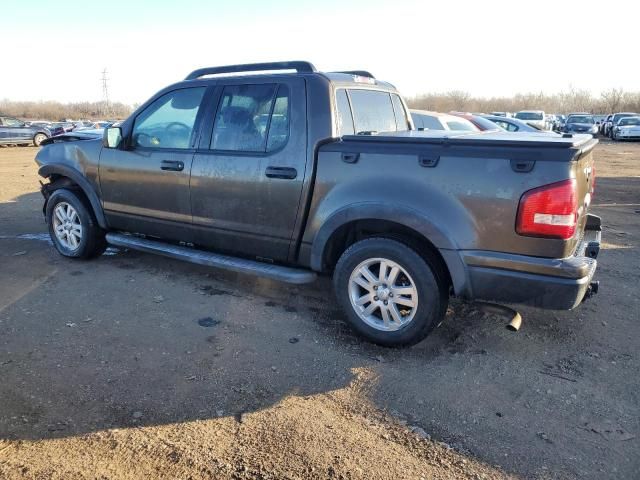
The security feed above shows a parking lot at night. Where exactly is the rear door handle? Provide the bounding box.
[160,160,184,171]
[265,166,297,179]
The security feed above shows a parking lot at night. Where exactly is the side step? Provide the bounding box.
[105,233,317,285]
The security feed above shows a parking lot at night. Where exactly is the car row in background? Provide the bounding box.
[0,117,119,146]
[409,110,560,135]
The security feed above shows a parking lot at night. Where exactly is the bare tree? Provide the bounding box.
[600,88,624,113]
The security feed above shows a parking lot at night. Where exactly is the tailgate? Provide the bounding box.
[571,141,597,251]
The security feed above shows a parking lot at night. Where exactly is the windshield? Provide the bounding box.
[515,112,543,121]
[614,113,639,123]
[472,115,503,130]
[567,115,594,124]
[619,117,640,126]
[445,120,477,131]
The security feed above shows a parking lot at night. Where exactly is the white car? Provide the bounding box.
[515,110,547,130]
[612,116,640,141]
[410,110,479,132]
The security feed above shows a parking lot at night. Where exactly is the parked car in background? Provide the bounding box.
[0,115,51,146]
[91,121,115,129]
[410,110,479,132]
[546,114,556,129]
[601,114,612,135]
[611,116,640,141]
[564,114,598,136]
[607,112,639,138]
[515,110,547,130]
[449,112,503,131]
[490,111,510,117]
[34,60,601,347]
[554,115,567,132]
[481,115,543,132]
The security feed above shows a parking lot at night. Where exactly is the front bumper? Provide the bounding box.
[462,214,601,310]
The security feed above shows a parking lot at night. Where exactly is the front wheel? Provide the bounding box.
[333,238,448,347]
[46,189,106,259]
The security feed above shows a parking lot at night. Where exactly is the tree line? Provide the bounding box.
[2,87,639,121]
[0,99,133,121]
[407,88,640,115]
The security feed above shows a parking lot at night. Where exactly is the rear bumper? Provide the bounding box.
[461,214,601,310]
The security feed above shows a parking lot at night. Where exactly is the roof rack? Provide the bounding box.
[332,70,375,79]
[185,61,317,80]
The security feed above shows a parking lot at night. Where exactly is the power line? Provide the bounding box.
[101,68,111,117]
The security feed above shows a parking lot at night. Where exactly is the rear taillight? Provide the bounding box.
[516,179,578,239]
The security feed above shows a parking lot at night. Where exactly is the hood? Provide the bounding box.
[41,129,103,146]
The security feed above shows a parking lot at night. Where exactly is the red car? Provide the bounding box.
[449,112,503,131]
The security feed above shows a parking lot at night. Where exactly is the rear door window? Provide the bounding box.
[211,84,278,152]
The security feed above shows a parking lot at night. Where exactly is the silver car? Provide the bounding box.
[612,116,640,141]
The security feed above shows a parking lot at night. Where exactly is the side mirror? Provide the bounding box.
[103,127,123,148]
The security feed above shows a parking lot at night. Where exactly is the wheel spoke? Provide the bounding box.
[55,224,65,234]
[353,275,372,291]
[393,296,416,308]
[380,306,391,328]
[389,304,403,324]
[359,266,378,285]
[355,293,372,306]
[392,286,414,296]
[388,266,400,285]
[55,208,65,222]
[378,261,388,282]
[362,302,378,316]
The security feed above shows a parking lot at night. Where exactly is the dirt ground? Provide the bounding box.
[0,141,638,479]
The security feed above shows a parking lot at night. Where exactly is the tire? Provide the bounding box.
[46,188,107,259]
[333,238,448,347]
[33,133,48,147]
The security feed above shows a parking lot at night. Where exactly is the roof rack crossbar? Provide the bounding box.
[332,70,375,79]
[185,61,317,80]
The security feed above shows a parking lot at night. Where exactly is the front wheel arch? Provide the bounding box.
[39,164,108,229]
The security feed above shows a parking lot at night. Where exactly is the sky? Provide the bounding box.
[2,0,639,105]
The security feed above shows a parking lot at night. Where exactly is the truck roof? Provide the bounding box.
[182,60,397,90]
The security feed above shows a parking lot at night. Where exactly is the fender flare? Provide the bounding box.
[38,164,108,229]
[309,203,470,296]
[310,202,458,269]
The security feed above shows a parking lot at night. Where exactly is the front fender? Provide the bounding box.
[38,163,108,229]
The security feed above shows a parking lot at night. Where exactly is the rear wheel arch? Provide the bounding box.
[312,213,462,293]
[39,164,108,229]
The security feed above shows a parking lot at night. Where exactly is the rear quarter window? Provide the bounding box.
[347,89,399,134]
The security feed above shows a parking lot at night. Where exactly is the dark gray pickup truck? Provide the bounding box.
[35,61,601,346]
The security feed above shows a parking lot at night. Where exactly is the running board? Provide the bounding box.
[105,233,317,285]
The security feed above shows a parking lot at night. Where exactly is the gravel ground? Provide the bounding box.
[0,141,638,479]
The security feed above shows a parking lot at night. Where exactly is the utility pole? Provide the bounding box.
[101,68,111,118]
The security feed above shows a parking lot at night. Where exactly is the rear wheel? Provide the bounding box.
[46,189,106,259]
[33,133,48,147]
[333,238,448,347]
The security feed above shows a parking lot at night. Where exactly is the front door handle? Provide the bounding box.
[265,166,297,179]
[161,160,184,171]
